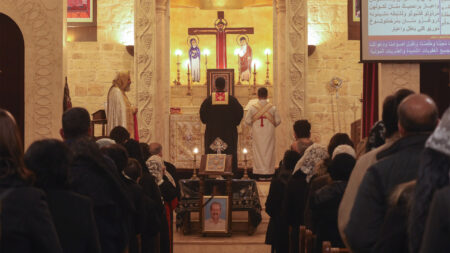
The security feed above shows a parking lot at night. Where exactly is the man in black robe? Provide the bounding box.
[200,77,244,175]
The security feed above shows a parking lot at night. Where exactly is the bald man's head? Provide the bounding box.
[149,142,163,157]
[397,94,438,134]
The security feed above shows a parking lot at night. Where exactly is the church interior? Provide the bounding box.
[1,0,450,253]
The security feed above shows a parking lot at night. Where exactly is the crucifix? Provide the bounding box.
[188,11,254,69]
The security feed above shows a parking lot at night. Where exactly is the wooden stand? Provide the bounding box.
[91,109,107,139]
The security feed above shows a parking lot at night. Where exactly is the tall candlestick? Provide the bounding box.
[187,63,192,95]
[241,148,249,180]
[234,48,241,85]
[191,147,199,180]
[203,49,210,85]
[265,49,271,85]
[175,50,182,86]
[253,63,257,95]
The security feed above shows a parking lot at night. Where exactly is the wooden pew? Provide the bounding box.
[299,226,316,253]
[305,228,316,253]
[322,241,350,253]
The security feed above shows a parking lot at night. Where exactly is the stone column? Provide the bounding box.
[378,63,420,117]
[135,0,170,153]
[154,0,171,153]
[135,0,155,144]
[0,0,65,147]
[274,0,307,161]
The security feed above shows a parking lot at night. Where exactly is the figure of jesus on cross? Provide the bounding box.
[188,11,254,69]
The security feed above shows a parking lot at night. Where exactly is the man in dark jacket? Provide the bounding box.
[345,94,439,253]
[419,185,450,253]
[61,107,133,253]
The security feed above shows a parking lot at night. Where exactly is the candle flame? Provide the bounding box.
[243,148,248,154]
[175,49,183,56]
[193,147,199,154]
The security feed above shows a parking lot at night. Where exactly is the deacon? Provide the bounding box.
[200,77,244,175]
[106,71,136,137]
[245,88,281,179]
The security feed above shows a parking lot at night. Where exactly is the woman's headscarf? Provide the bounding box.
[426,107,450,157]
[145,155,175,187]
[293,143,329,183]
[332,144,356,160]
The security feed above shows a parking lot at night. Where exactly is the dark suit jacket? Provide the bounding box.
[420,186,450,253]
[346,134,429,253]
[0,174,62,253]
[45,190,101,253]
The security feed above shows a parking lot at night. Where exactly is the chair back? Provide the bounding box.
[322,241,350,253]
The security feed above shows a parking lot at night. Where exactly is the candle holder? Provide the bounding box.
[187,63,192,95]
[203,49,210,85]
[264,49,271,86]
[191,147,199,180]
[252,63,257,95]
[241,148,249,180]
[234,48,242,85]
[175,50,182,86]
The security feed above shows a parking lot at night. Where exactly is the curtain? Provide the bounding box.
[362,63,379,138]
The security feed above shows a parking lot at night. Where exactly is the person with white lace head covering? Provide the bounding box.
[293,143,329,183]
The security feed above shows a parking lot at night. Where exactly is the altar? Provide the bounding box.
[169,84,274,169]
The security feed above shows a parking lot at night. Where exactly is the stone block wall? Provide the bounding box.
[67,0,135,117]
[306,0,363,146]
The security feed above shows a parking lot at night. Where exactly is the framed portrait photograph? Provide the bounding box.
[199,154,232,176]
[207,69,235,96]
[202,196,230,234]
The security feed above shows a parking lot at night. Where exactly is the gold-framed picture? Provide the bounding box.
[206,69,235,96]
[201,195,230,234]
[199,154,232,176]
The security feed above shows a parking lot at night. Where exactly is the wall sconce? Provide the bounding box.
[308,45,316,56]
[126,45,134,56]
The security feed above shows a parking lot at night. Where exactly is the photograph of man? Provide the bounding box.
[204,200,227,232]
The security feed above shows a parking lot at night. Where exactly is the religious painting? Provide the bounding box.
[67,0,97,42]
[67,0,94,23]
[199,154,232,176]
[202,196,230,234]
[353,0,361,22]
[188,36,201,83]
[237,35,252,83]
[207,69,235,96]
[347,0,360,40]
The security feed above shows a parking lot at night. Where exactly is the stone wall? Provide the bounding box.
[67,0,135,118]
[306,0,363,145]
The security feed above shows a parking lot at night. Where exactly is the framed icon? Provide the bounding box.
[199,154,232,176]
[207,69,235,96]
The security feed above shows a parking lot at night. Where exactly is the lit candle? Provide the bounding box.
[265,48,271,62]
[175,49,182,62]
[193,147,199,160]
[243,148,248,159]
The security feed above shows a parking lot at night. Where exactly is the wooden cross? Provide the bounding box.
[188,11,254,69]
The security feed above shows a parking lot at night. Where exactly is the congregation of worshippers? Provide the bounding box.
[1,84,450,253]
